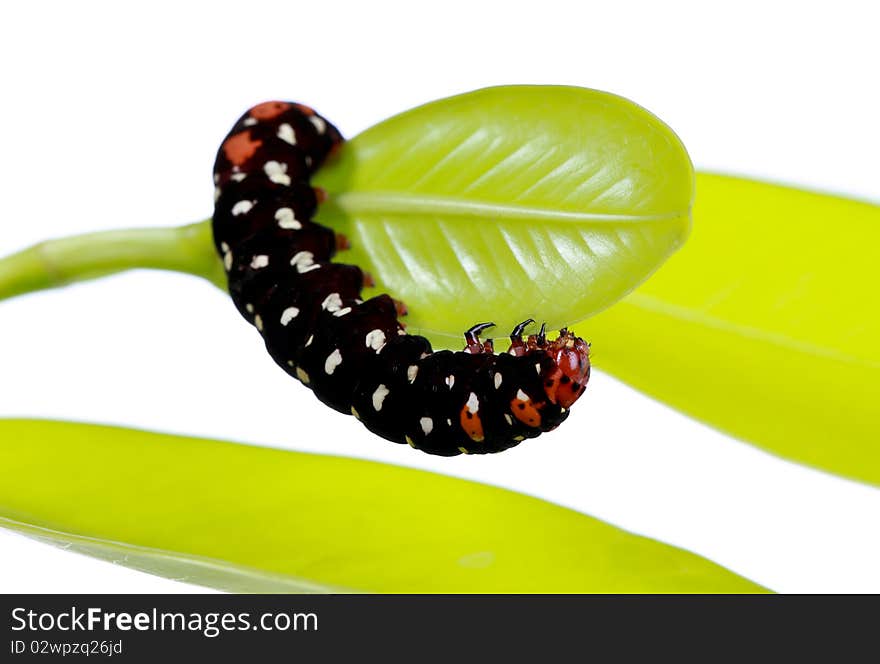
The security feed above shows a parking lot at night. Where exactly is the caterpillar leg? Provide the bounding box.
[507,318,534,356]
[464,322,495,354]
[393,299,409,317]
[525,322,547,350]
[360,272,408,318]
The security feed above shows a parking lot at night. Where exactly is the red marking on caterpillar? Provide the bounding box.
[212,101,591,455]
[222,132,262,166]
[249,101,292,120]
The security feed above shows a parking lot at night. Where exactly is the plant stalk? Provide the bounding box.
[0,220,226,302]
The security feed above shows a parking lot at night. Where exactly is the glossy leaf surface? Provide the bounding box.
[581,173,880,486]
[0,419,764,593]
[314,85,693,347]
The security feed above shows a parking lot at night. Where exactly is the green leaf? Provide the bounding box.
[314,85,693,348]
[0,419,764,593]
[581,173,880,487]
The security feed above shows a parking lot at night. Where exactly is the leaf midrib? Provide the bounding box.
[0,515,351,593]
[323,191,686,224]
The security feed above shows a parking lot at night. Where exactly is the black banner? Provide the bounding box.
[1,595,876,661]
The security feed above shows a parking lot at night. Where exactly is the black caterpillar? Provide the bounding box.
[212,101,591,455]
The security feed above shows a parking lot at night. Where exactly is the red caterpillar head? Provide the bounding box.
[540,329,591,408]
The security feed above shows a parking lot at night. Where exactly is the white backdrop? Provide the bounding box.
[0,1,878,593]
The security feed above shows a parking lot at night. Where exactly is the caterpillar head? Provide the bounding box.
[542,329,591,408]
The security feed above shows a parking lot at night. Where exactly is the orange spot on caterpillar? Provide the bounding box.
[222,131,262,166]
[249,101,291,120]
[460,405,485,442]
[511,394,543,428]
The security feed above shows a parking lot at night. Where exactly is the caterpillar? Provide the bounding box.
[211,100,591,455]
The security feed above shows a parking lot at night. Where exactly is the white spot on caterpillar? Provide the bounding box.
[309,115,326,134]
[365,329,386,352]
[397,329,407,335]
[405,435,416,448]
[372,384,389,411]
[243,117,258,127]
[513,435,525,442]
[296,367,310,384]
[321,292,342,312]
[419,417,433,435]
[535,363,542,374]
[351,406,360,419]
[263,160,291,185]
[232,200,254,216]
[407,365,418,383]
[280,307,299,326]
[447,418,452,426]
[275,207,302,230]
[458,447,469,455]
[516,389,529,402]
[245,303,254,314]
[304,334,314,347]
[494,373,503,389]
[466,392,480,413]
[504,413,514,426]
[304,155,312,167]
[287,360,295,367]
[220,241,235,270]
[213,173,220,184]
[333,307,352,317]
[254,314,263,331]
[324,349,343,375]
[291,251,318,273]
[231,172,247,182]
[277,123,297,145]
[250,254,269,269]
[299,263,321,273]
[445,375,455,389]
[214,186,221,202]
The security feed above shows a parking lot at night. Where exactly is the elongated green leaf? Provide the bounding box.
[0,419,764,592]
[314,85,693,347]
[581,173,880,486]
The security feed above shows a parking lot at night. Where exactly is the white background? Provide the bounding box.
[0,1,878,593]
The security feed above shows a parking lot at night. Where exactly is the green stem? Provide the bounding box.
[0,220,226,302]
